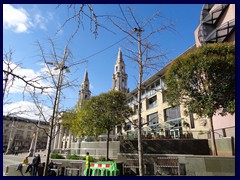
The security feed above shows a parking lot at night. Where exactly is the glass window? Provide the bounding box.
[147,95,157,109]
[190,113,195,129]
[147,112,158,126]
[164,106,181,122]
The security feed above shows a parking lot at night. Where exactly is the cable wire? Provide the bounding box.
[80,35,129,62]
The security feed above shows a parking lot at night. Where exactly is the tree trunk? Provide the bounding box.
[43,47,68,176]
[137,29,144,176]
[209,116,218,155]
[107,130,110,161]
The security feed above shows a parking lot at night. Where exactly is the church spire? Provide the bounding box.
[112,48,128,93]
[78,70,91,104]
[117,48,123,62]
[83,70,89,82]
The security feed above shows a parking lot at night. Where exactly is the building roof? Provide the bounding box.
[127,44,196,97]
[3,115,49,125]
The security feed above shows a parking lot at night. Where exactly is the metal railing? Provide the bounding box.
[123,159,147,175]
[154,157,180,176]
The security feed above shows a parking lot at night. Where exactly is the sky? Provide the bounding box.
[3,4,203,120]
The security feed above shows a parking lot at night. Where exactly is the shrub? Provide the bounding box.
[98,156,106,161]
[50,153,65,159]
[67,154,85,160]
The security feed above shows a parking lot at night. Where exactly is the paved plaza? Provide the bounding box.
[3,152,47,176]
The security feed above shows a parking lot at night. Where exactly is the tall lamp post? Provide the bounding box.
[33,116,41,157]
[28,115,41,157]
[43,46,69,176]
[6,119,15,154]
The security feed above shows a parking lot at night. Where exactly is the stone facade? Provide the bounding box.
[3,115,49,154]
[112,48,128,93]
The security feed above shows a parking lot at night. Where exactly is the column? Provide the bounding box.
[67,131,72,149]
[53,124,59,150]
[57,125,63,149]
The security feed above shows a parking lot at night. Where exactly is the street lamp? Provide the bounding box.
[28,132,36,157]
[33,114,41,157]
[43,46,70,176]
[6,119,15,154]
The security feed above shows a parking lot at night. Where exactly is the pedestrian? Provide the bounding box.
[48,160,54,169]
[85,152,94,176]
[37,154,41,165]
[25,155,36,174]
[32,154,41,176]
[16,156,29,174]
[31,154,41,176]
[37,162,45,176]
[47,160,54,175]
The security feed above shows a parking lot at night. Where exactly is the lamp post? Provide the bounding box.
[6,119,15,154]
[28,132,36,157]
[43,46,69,176]
[33,116,41,157]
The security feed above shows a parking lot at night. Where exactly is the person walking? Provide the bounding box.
[85,152,93,176]
[16,156,29,175]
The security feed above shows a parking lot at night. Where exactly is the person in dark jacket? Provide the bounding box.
[32,154,41,176]
[47,160,54,176]
[25,155,36,174]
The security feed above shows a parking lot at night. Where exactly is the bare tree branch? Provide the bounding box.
[3,49,51,99]
[109,6,176,176]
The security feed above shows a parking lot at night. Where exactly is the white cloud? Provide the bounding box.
[3,61,54,94]
[34,14,47,30]
[3,4,33,33]
[3,4,54,33]
[3,101,52,121]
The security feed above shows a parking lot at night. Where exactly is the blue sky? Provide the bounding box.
[3,4,203,120]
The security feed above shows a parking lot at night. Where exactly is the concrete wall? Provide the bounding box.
[185,156,235,176]
[121,139,210,155]
[70,141,120,159]
[69,138,234,159]
[118,153,235,176]
[208,137,235,156]
[5,159,86,176]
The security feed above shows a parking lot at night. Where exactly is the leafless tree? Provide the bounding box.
[30,39,87,176]
[56,4,116,40]
[3,49,49,100]
[108,6,175,176]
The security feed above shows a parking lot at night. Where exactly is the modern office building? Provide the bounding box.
[123,4,235,140]
[194,4,235,47]
[194,4,235,138]
[124,46,208,139]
